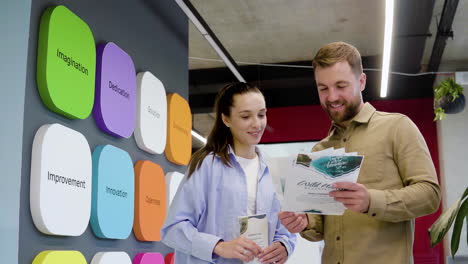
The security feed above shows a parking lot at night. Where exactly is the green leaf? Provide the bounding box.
[428,187,468,247]
[462,187,468,200]
[451,198,468,257]
[429,197,462,247]
[433,77,464,101]
[434,107,445,121]
[451,92,457,101]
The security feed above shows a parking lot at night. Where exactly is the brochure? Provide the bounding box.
[238,213,268,264]
[282,148,364,215]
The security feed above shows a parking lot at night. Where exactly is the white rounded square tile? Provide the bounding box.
[135,71,167,154]
[165,171,184,207]
[91,252,131,264]
[30,123,92,236]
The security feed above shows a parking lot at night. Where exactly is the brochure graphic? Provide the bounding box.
[283,148,364,215]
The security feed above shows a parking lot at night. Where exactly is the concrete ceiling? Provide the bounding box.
[187,0,468,148]
[189,0,384,70]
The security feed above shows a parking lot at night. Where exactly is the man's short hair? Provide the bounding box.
[312,42,363,77]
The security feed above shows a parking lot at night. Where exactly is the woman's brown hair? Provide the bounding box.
[187,82,263,178]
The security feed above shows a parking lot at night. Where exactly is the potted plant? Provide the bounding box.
[433,77,465,121]
[428,186,468,258]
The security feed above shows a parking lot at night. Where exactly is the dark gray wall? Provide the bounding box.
[18,0,188,262]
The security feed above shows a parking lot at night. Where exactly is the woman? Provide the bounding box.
[161,82,295,264]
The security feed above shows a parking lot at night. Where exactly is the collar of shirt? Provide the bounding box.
[328,102,376,137]
[225,144,269,181]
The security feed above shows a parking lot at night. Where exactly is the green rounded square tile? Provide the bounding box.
[36,5,96,119]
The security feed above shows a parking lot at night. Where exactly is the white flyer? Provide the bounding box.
[282,149,364,215]
[238,213,268,264]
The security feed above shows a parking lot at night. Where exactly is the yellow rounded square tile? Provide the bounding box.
[33,251,87,264]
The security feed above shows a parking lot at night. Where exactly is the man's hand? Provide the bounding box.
[278,212,308,233]
[213,237,262,262]
[258,242,288,264]
[329,182,370,213]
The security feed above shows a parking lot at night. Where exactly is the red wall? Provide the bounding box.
[262,98,444,264]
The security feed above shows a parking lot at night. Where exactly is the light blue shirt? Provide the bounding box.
[161,146,296,263]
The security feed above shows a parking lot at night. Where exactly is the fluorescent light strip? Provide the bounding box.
[175,0,208,35]
[176,0,245,145]
[380,0,394,98]
[205,35,245,82]
[191,130,207,144]
[174,0,245,82]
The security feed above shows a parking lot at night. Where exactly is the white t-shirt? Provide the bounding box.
[236,154,260,215]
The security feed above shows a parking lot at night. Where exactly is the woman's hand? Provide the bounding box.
[258,242,288,264]
[213,237,263,262]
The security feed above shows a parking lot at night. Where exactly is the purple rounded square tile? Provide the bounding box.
[94,42,136,138]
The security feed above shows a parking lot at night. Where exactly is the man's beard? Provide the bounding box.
[322,100,361,125]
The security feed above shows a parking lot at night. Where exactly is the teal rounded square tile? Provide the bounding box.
[91,145,134,239]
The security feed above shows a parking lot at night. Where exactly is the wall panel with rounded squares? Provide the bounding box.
[91,252,132,264]
[93,42,136,138]
[36,5,96,119]
[135,71,167,154]
[134,160,166,241]
[133,253,165,264]
[166,171,184,207]
[32,251,87,264]
[30,123,91,236]
[164,253,175,264]
[91,145,134,239]
[165,93,192,165]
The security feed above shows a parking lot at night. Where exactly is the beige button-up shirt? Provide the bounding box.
[300,103,441,264]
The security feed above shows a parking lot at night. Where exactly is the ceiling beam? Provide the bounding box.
[427,0,460,72]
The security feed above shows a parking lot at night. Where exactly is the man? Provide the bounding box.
[278,42,441,264]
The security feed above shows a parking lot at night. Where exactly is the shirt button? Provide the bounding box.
[342,138,347,142]
[372,213,376,217]
[336,236,340,241]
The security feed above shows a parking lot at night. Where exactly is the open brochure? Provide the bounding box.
[238,214,268,264]
[282,148,364,215]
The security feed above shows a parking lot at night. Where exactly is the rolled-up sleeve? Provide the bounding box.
[300,214,324,242]
[161,160,221,262]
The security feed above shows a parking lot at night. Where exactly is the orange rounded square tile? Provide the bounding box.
[165,93,192,165]
[133,160,166,241]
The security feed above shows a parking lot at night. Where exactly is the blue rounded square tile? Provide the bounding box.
[91,145,134,239]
